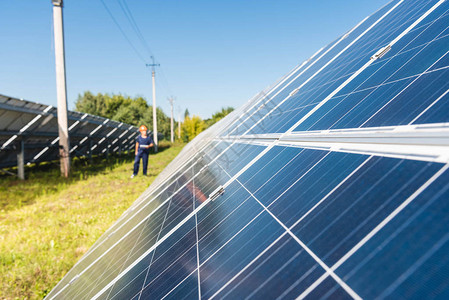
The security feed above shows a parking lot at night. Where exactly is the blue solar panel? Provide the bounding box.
[294,6,449,131]
[242,0,448,135]
[47,0,449,299]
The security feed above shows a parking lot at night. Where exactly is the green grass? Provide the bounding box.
[0,141,185,299]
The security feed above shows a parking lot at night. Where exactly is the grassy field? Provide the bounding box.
[0,141,184,299]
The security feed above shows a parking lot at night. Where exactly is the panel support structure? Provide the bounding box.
[89,140,93,163]
[52,0,70,177]
[224,123,449,164]
[17,139,25,180]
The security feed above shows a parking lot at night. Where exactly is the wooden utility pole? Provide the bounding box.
[146,57,160,152]
[52,0,70,177]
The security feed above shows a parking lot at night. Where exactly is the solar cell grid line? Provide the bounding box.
[293,159,439,263]
[298,8,449,132]
[194,191,202,300]
[91,141,242,241]
[48,195,171,297]
[281,0,446,137]
[359,50,449,127]
[210,155,372,299]
[246,151,372,220]
[180,204,279,298]
[83,145,278,299]
[210,155,444,298]
[48,1,449,298]
[112,197,173,299]
[226,41,358,137]
[138,180,254,299]
[209,156,359,295]
[236,179,361,300]
[59,202,172,299]
[58,146,438,296]
[297,63,447,131]
[159,268,200,300]
[89,198,212,299]
[198,162,343,298]
[228,148,332,206]
[354,178,449,299]
[301,64,449,132]
[410,88,449,124]
[244,0,438,136]
[330,4,449,128]
[122,193,173,300]
[161,150,368,299]
[135,220,199,299]
[238,0,403,135]
[47,143,260,298]
[380,234,449,298]
[298,1,437,91]
[297,163,449,299]
[210,231,288,299]
[232,12,377,137]
[158,183,274,299]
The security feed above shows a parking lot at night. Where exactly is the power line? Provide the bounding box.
[99,0,147,62]
[117,0,154,58]
[118,0,175,95]
[100,0,177,108]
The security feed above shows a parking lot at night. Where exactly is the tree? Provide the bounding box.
[205,106,234,128]
[75,92,234,143]
[140,106,171,140]
[112,100,146,125]
[74,91,172,140]
[181,115,205,142]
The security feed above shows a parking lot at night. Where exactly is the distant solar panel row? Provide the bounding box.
[47,0,449,299]
[0,94,138,170]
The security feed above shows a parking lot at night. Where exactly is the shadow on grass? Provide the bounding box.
[0,142,172,211]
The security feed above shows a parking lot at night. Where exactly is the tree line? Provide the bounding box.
[74,91,234,142]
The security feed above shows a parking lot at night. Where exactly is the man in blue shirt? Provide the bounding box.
[131,125,154,178]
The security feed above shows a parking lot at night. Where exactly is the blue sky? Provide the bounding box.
[0,0,388,119]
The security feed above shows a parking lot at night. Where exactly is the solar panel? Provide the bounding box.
[47,0,449,299]
[0,94,138,170]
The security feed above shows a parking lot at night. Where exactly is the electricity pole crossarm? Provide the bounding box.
[52,0,70,177]
[146,56,160,152]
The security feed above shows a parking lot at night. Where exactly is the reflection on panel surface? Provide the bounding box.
[48,0,449,299]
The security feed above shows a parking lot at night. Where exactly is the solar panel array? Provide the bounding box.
[0,94,138,170]
[47,0,449,299]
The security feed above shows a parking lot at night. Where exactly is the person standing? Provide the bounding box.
[131,125,154,178]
